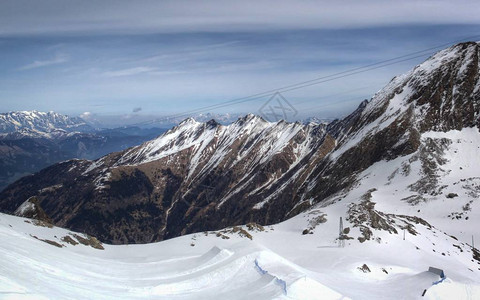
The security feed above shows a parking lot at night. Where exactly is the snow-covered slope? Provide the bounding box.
[1,203,479,300]
[361,127,480,242]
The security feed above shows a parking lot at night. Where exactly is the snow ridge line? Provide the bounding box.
[254,259,288,295]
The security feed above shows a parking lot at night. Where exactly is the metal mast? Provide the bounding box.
[339,217,345,248]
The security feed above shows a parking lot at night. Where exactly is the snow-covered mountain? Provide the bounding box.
[0,110,93,133]
[0,114,336,243]
[1,41,480,299]
[1,41,479,250]
[190,112,245,124]
[0,116,166,192]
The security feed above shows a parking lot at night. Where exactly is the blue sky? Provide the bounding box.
[1,0,480,124]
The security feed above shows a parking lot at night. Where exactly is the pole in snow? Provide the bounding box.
[339,217,345,248]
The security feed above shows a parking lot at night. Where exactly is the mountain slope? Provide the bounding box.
[0,42,479,245]
[302,41,480,203]
[0,115,336,243]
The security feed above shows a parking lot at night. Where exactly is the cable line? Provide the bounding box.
[126,34,480,127]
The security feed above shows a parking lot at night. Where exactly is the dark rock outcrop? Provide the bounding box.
[14,196,53,224]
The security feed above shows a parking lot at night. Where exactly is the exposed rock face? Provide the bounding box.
[346,189,432,243]
[1,42,479,244]
[14,196,52,224]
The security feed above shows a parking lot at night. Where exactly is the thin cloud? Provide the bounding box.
[80,111,93,119]
[102,67,156,77]
[18,53,68,70]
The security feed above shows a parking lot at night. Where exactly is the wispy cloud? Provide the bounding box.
[18,53,68,70]
[102,66,157,77]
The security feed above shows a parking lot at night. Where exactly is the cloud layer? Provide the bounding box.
[1,1,480,121]
[0,0,479,36]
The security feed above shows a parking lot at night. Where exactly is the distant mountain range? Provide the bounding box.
[0,111,168,191]
[79,111,334,129]
[0,110,93,133]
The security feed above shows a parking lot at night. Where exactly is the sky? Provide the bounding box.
[1,0,480,125]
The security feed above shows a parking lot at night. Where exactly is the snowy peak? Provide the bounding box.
[0,110,93,133]
[363,41,479,132]
[414,41,478,79]
[119,118,217,165]
[178,117,199,126]
[117,114,307,166]
[332,42,480,159]
[301,42,480,237]
[234,113,268,126]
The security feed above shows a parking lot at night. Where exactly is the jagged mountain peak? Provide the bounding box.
[114,113,315,167]
[331,41,480,160]
[233,113,267,125]
[178,117,198,126]
[165,114,292,139]
[363,41,479,130]
[172,116,223,133]
[205,119,221,128]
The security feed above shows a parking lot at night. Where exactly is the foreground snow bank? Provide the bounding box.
[2,171,480,300]
[0,213,346,300]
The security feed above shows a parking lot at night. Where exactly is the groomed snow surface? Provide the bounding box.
[0,213,345,300]
[1,205,479,300]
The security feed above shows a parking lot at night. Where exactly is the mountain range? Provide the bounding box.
[0,110,93,133]
[0,111,167,191]
[1,42,479,247]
